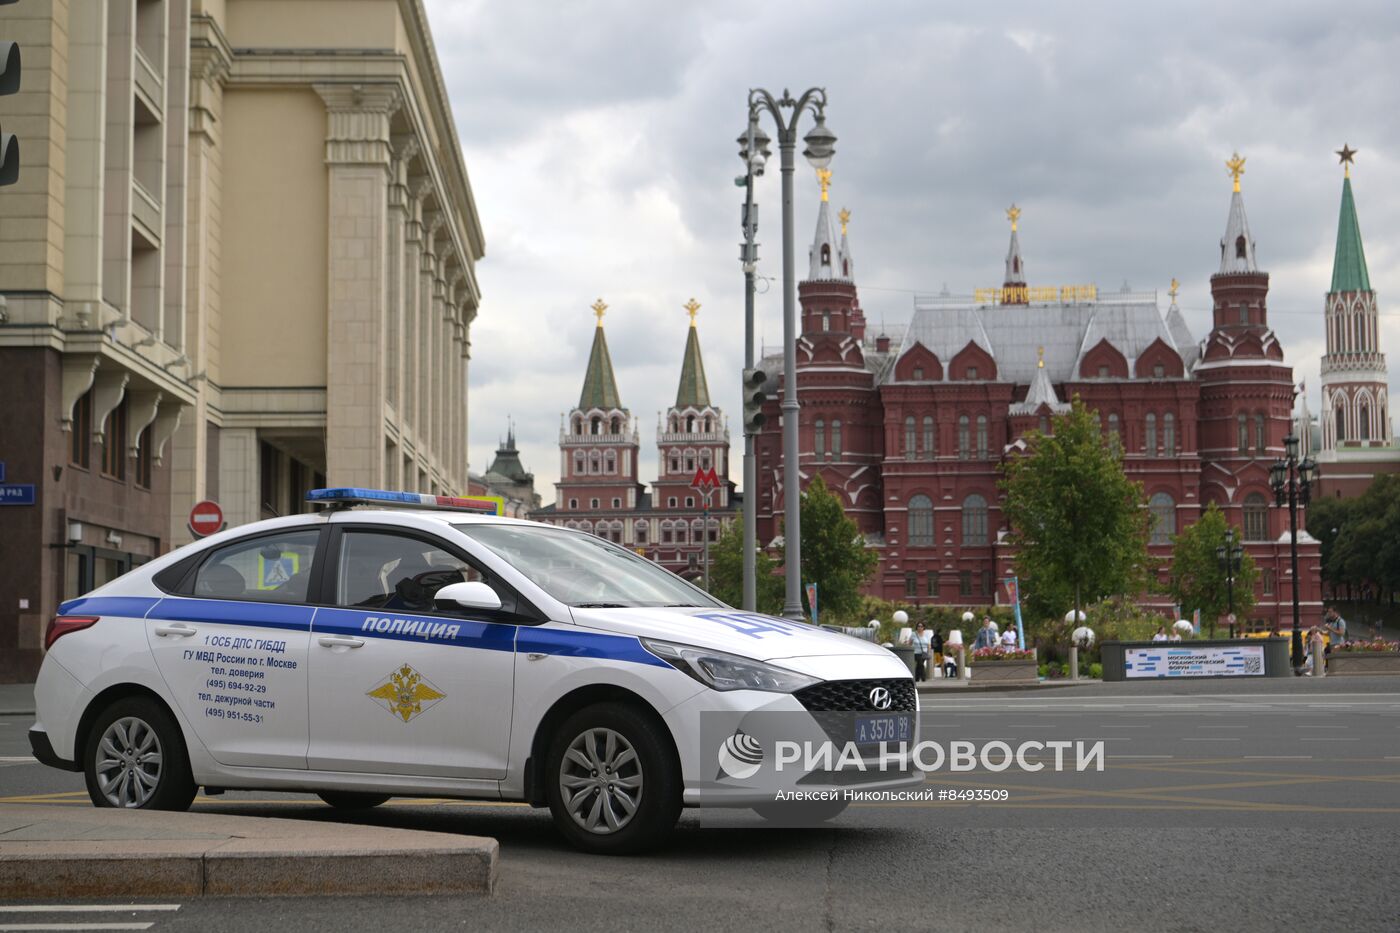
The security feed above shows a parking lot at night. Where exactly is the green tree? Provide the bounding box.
[999,397,1152,623]
[1167,503,1258,635]
[779,474,879,620]
[707,521,784,613]
[1320,475,1400,600]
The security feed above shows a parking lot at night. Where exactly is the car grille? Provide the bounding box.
[794,678,917,713]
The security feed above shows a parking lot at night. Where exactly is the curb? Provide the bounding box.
[917,680,1088,694]
[0,806,497,898]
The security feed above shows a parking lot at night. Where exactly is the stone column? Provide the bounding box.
[168,29,230,544]
[419,215,442,489]
[314,83,403,488]
[384,137,417,490]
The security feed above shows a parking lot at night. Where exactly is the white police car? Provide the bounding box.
[30,488,921,853]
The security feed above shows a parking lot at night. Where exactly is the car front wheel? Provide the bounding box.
[83,696,196,811]
[544,702,681,854]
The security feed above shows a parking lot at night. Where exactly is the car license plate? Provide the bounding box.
[854,713,912,745]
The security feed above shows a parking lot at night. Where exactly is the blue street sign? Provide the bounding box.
[0,484,36,505]
[0,461,6,482]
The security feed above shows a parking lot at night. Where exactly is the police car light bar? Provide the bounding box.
[306,487,503,515]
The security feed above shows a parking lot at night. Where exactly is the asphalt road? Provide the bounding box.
[3,676,1399,932]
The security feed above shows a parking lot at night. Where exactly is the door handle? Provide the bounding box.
[153,622,197,637]
[317,635,365,649]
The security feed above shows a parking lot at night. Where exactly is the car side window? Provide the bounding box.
[335,530,522,618]
[193,530,321,604]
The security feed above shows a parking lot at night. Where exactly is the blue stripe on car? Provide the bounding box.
[58,593,665,667]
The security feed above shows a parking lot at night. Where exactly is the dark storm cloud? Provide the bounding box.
[426,0,1400,495]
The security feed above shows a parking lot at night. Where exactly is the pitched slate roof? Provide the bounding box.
[1330,176,1371,293]
[674,323,711,408]
[578,323,623,411]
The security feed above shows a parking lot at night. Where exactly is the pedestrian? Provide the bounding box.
[1323,607,1347,653]
[1151,626,1168,643]
[972,617,997,650]
[910,622,932,681]
[1000,627,1017,649]
[931,627,945,677]
[944,627,964,678]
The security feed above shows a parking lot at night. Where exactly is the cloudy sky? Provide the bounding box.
[424,0,1400,501]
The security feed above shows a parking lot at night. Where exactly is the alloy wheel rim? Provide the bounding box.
[559,727,643,835]
[95,716,163,807]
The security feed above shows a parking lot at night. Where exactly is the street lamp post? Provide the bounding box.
[735,120,770,611]
[744,88,836,621]
[1268,434,1317,671]
[1216,527,1243,637]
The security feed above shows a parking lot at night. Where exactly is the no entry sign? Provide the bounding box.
[188,500,224,538]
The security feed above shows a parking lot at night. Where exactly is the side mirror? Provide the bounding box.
[434,580,502,611]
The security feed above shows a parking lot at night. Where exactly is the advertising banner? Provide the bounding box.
[1124,644,1266,678]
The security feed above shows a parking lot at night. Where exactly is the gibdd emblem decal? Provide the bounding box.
[368,664,445,722]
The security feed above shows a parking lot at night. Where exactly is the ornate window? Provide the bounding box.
[1335,405,1345,443]
[908,495,934,547]
[1145,413,1156,455]
[590,416,602,435]
[922,416,936,459]
[821,311,830,331]
[905,573,918,597]
[926,572,939,598]
[1153,362,1165,379]
[905,416,916,459]
[958,415,970,460]
[1149,492,1175,545]
[589,451,601,474]
[1255,413,1266,454]
[1107,413,1121,450]
[976,415,989,459]
[1237,413,1249,454]
[604,451,616,474]
[1360,403,1371,441]
[962,494,988,547]
[574,452,586,475]
[831,420,842,459]
[1163,412,1176,457]
[913,367,924,380]
[1039,415,1049,435]
[635,521,648,545]
[815,419,826,459]
[1243,493,1269,542]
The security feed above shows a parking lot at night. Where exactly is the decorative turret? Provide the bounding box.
[579,298,623,410]
[807,168,848,282]
[675,298,711,408]
[1209,152,1270,333]
[1003,204,1027,301]
[1320,144,1391,450]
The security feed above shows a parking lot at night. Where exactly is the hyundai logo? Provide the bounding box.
[868,687,893,710]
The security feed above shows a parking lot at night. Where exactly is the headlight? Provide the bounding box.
[642,638,819,693]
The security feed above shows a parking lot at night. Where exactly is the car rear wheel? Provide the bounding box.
[317,791,392,810]
[83,697,196,811]
[545,702,681,855]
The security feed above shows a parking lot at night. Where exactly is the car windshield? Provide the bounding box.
[454,523,724,610]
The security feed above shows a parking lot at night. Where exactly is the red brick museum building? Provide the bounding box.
[751,164,1323,628]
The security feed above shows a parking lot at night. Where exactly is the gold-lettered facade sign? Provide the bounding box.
[973,284,1099,305]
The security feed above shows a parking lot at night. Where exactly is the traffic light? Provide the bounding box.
[0,36,19,187]
[741,367,767,435]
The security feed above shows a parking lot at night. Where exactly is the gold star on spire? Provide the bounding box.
[1037,346,1044,369]
[591,298,607,327]
[1007,203,1021,232]
[1336,143,1357,179]
[1226,152,1246,192]
[1169,277,1179,302]
[816,167,832,202]
[683,297,700,326]
[838,207,851,236]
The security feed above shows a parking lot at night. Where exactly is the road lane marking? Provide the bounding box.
[0,925,154,931]
[0,756,37,763]
[0,908,178,914]
[1245,756,1313,759]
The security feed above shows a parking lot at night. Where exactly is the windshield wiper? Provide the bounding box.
[660,603,705,608]
[573,602,629,608]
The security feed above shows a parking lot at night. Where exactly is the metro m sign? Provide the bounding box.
[690,467,719,491]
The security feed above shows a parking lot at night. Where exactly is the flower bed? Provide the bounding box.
[1327,639,1400,676]
[968,647,1038,683]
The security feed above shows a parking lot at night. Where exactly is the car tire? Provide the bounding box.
[83,696,197,811]
[545,702,681,855]
[752,798,849,826]
[317,791,392,810]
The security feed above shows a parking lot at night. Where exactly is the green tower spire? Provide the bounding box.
[675,298,711,408]
[578,299,622,410]
[1331,175,1371,294]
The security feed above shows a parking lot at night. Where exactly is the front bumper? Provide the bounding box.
[666,675,925,808]
[29,728,80,773]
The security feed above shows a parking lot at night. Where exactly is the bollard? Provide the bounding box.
[1070,645,1079,680]
[1312,638,1325,678]
[959,645,967,680]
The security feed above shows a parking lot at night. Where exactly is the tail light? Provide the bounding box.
[45,616,100,650]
